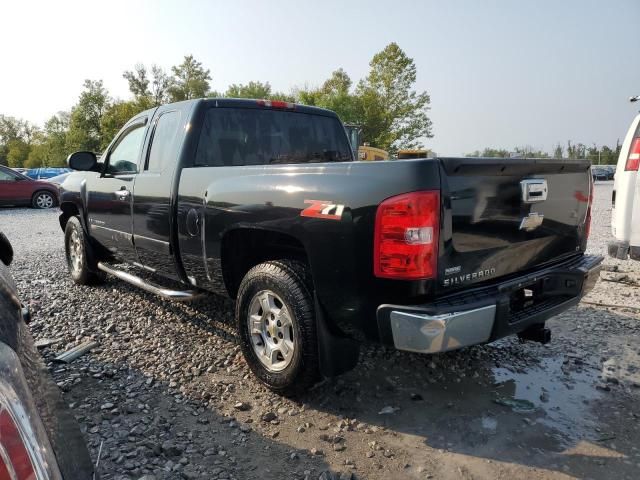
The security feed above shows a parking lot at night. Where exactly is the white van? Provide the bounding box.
[610,97,640,260]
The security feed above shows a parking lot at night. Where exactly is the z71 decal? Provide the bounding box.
[300,200,345,220]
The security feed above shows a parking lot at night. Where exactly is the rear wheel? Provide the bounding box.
[32,190,55,209]
[64,216,104,285]
[236,260,319,396]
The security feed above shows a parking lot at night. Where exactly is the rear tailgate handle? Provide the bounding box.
[520,179,548,203]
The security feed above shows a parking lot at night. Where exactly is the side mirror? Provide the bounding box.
[67,151,97,171]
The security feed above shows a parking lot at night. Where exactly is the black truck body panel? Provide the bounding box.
[59,98,601,349]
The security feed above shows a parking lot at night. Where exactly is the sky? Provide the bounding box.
[0,0,638,156]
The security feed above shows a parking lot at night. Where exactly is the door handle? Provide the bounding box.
[114,189,130,199]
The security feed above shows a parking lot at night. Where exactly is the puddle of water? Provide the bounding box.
[492,356,601,438]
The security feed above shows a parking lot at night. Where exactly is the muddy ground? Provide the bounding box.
[1,180,639,480]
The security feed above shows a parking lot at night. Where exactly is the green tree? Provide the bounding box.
[124,64,172,106]
[553,143,564,159]
[466,148,511,158]
[25,112,70,167]
[150,65,172,106]
[224,80,294,101]
[6,139,31,168]
[66,80,111,153]
[168,55,211,101]
[355,43,432,153]
[100,100,147,150]
[123,64,150,100]
[225,81,272,99]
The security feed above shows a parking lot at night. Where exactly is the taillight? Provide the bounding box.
[585,178,594,240]
[374,191,440,279]
[256,99,295,110]
[0,408,36,480]
[625,137,640,171]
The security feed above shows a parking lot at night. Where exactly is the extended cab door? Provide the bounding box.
[132,106,186,278]
[86,115,150,263]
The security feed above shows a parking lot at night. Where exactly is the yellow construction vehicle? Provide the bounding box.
[397,149,432,159]
[344,124,389,161]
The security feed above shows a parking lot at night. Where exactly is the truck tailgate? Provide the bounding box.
[438,158,592,291]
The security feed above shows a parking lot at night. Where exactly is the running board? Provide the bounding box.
[97,262,201,301]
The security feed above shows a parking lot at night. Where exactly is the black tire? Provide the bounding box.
[64,216,104,285]
[0,259,95,479]
[236,260,319,396]
[31,190,56,209]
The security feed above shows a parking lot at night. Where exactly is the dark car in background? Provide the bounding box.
[24,167,72,180]
[592,166,613,181]
[0,165,59,209]
[0,232,94,479]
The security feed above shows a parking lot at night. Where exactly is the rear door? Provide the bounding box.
[439,158,591,291]
[86,115,150,262]
[132,105,187,277]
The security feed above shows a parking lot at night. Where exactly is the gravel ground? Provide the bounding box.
[1,180,639,480]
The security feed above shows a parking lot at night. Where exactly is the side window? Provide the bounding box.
[0,170,17,181]
[146,111,181,172]
[107,125,146,175]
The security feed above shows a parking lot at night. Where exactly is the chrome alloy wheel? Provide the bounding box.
[67,228,83,274]
[247,290,296,372]
[35,192,54,208]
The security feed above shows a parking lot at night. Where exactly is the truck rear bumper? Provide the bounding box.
[376,254,603,354]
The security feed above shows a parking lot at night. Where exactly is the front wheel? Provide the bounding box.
[32,190,55,209]
[64,216,104,285]
[236,260,319,396]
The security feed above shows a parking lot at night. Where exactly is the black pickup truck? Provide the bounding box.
[59,98,602,395]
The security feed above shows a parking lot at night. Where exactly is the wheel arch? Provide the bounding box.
[221,227,309,300]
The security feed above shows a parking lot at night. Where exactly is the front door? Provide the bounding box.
[0,169,30,205]
[86,117,149,263]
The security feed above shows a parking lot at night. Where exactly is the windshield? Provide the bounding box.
[195,108,353,167]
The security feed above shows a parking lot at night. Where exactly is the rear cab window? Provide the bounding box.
[194,107,352,167]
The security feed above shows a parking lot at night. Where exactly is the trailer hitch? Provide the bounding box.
[518,325,551,344]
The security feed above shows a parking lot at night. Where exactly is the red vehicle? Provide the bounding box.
[0,165,59,209]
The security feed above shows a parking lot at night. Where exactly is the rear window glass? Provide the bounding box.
[195,108,352,166]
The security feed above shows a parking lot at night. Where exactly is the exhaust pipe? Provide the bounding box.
[518,326,551,344]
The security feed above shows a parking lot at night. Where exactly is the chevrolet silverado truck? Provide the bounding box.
[58,98,602,395]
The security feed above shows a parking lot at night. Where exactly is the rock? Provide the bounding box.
[366,451,375,458]
[161,441,182,457]
[318,472,337,480]
[262,412,277,422]
[310,448,324,456]
[100,402,115,410]
[410,393,423,401]
[234,402,250,411]
[539,389,550,403]
[333,444,346,452]
[378,406,399,415]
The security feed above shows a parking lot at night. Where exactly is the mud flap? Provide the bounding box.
[315,294,360,378]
